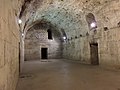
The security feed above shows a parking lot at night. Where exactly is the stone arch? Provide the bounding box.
[86,13,97,30]
[24,19,69,42]
[24,20,66,61]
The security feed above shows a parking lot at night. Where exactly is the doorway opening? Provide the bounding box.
[90,43,99,65]
[41,48,48,59]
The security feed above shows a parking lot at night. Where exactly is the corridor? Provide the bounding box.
[2,0,120,90]
[16,59,120,90]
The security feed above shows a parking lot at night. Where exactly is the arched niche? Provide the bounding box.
[86,13,97,30]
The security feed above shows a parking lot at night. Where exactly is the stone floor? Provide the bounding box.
[16,59,120,90]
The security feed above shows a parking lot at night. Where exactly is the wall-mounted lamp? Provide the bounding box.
[63,36,67,40]
[22,33,24,37]
[18,19,22,24]
[90,22,96,28]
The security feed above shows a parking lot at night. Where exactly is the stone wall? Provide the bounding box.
[63,0,120,68]
[95,1,120,68]
[24,29,62,61]
[0,0,22,90]
[20,0,120,68]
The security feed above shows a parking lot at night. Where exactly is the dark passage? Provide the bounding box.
[90,43,99,65]
[47,29,52,39]
[41,48,48,59]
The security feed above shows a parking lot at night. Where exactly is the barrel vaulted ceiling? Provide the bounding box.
[19,0,120,38]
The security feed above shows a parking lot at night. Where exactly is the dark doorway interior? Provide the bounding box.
[90,43,99,65]
[47,29,52,39]
[41,48,48,59]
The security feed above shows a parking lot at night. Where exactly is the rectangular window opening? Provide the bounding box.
[48,29,52,39]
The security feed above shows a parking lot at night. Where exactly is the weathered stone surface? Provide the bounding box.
[0,0,22,90]
[1,1,120,90]
[25,28,62,61]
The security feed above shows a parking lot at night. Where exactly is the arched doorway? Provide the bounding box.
[86,13,99,65]
[90,43,99,65]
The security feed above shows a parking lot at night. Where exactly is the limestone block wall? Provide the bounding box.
[97,28,120,67]
[94,0,120,67]
[20,0,120,68]
[0,0,22,90]
[24,29,62,61]
[63,0,120,68]
[63,36,90,64]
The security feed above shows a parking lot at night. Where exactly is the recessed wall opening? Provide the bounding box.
[41,48,48,59]
[47,29,52,39]
[90,43,99,65]
[86,13,97,30]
